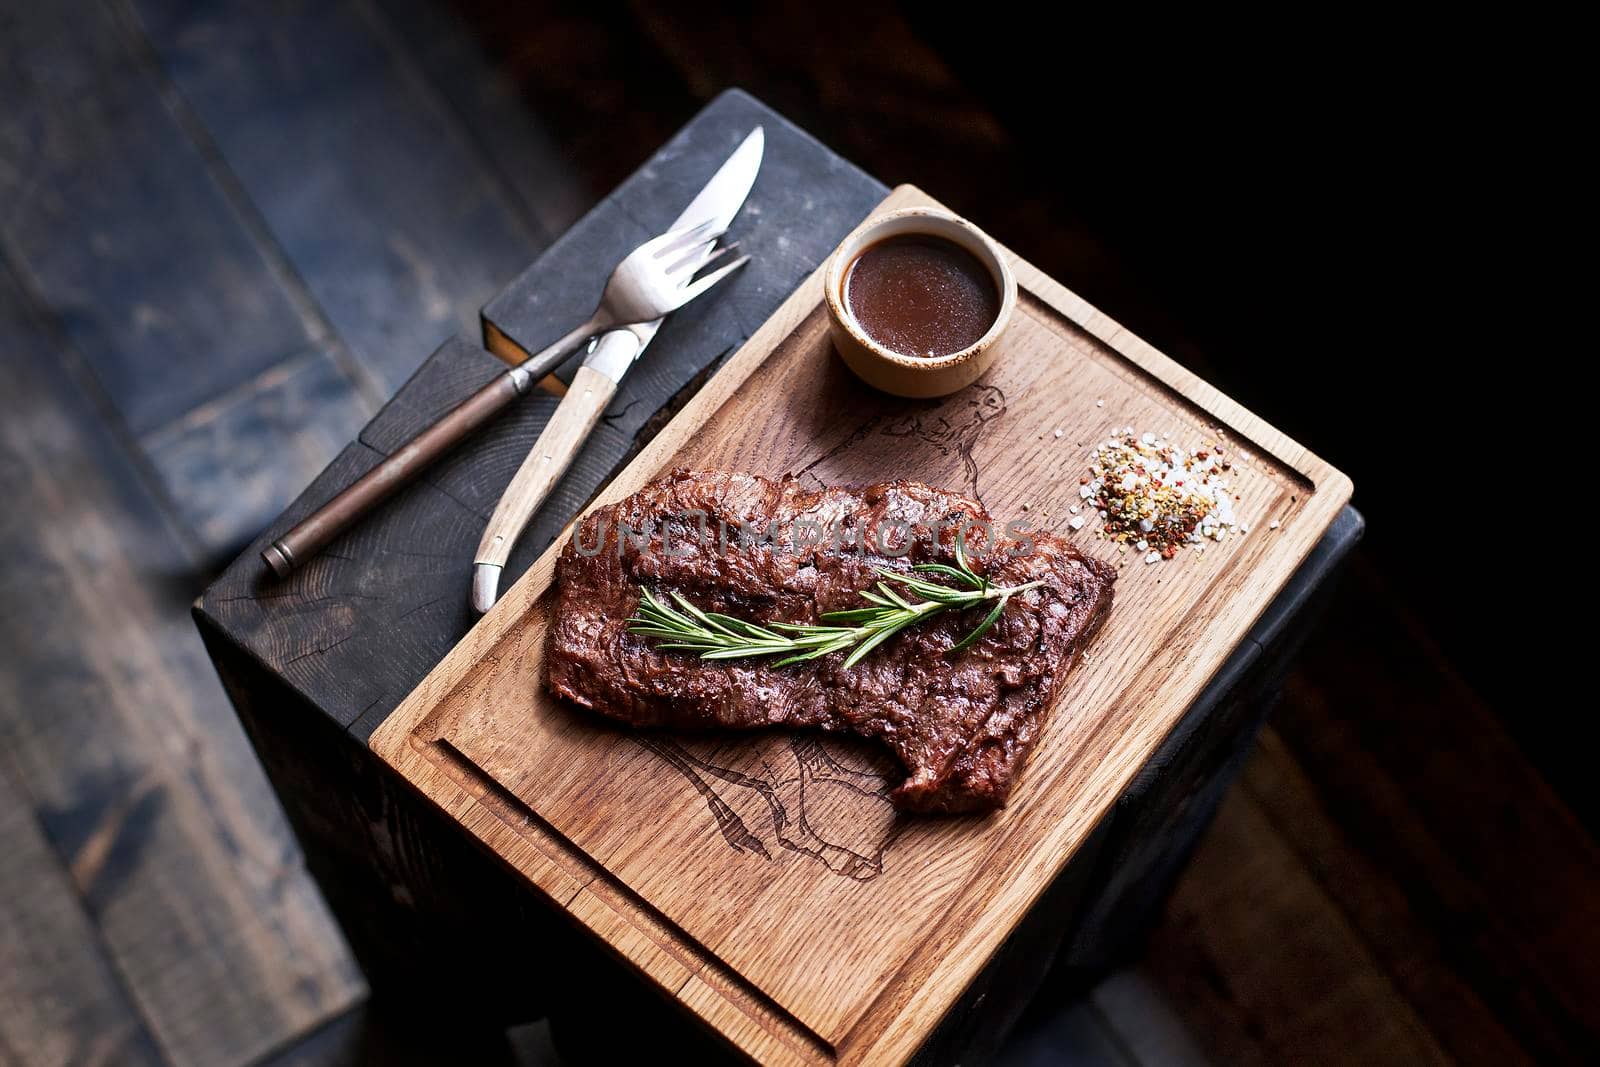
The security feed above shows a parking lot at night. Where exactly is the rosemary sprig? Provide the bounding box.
[626,540,1042,669]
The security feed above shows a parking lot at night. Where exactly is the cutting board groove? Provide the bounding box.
[373,186,1351,1064]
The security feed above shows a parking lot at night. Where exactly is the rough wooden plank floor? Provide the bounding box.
[0,762,166,1067]
[0,0,561,1063]
[0,262,363,1067]
[1,2,1594,1066]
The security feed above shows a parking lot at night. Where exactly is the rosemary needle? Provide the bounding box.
[626,542,1043,669]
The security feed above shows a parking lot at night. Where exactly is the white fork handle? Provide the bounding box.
[471,360,620,613]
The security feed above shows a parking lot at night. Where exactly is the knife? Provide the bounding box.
[470,126,766,612]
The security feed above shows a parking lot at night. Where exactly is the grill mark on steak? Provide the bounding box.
[544,470,1116,813]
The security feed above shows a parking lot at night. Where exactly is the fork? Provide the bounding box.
[516,218,746,382]
[262,219,748,578]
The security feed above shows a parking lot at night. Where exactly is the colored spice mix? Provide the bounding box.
[1081,428,1241,561]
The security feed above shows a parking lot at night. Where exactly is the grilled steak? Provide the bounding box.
[545,470,1115,813]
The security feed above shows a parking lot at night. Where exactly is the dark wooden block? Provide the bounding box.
[195,90,1364,1061]
[202,435,492,737]
[195,618,570,1033]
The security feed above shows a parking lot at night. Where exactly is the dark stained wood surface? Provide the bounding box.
[202,433,496,737]
[0,264,364,1067]
[1254,567,1600,1063]
[1148,784,1448,1064]
[1127,561,1600,1067]
[130,0,551,397]
[1081,970,1212,1067]
[432,2,704,210]
[0,0,375,561]
[374,0,593,241]
[1242,728,1532,1064]
[0,762,165,1067]
[141,346,370,555]
[195,616,572,1059]
[0,0,322,437]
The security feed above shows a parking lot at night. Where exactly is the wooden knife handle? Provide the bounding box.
[262,365,533,577]
[473,365,619,572]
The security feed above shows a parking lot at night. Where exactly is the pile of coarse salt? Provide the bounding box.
[1080,428,1242,564]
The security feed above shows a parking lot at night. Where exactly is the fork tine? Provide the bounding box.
[648,218,720,259]
[670,254,751,308]
[665,239,740,279]
[670,224,727,261]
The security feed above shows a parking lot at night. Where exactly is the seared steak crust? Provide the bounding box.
[545,470,1115,813]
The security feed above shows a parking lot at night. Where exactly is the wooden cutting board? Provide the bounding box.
[371,185,1352,1064]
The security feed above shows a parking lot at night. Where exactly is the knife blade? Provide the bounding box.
[470,127,765,612]
[590,125,765,367]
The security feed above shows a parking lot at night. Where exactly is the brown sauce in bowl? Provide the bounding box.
[844,233,1000,359]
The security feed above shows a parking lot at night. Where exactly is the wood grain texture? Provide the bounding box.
[1143,788,1447,1065]
[0,762,165,1067]
[372,186,1353,1063]
[201,439,497,736]
[0,0,377,561]
[0,264,363,1067]
[142,345,372,557]
[129,0,545,394]
[475,365,619,571]
[0,0,321,436]
[1240,727,1535,1064]
[1255,565,1600,1063]
[371,0,592,243]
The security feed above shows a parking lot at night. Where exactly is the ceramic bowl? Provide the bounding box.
[823,206,1016,398]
